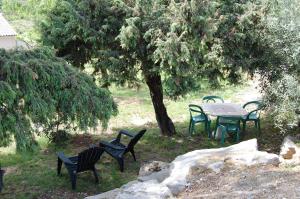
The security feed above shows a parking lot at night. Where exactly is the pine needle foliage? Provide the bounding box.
[40,0,222,135]
[40,0,299,135]
[0,48,117,151]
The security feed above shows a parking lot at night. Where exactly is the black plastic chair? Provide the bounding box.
[57,145,104,190]
[99,129,146,172]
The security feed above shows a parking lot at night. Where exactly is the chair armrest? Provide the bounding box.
[69,156,78,163]
[245,109,260,120]
[115,130,135,143]
[243,101,263,108]
[119,130,135,137]
[57,152,76,165]
[99,141,124,150]
[89,144,97,148]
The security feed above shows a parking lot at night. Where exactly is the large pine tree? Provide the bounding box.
[40,0,219,136]
[41,0,293,136]
[0,48,117,151]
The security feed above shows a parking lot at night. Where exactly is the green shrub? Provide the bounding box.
[263,75,300,133]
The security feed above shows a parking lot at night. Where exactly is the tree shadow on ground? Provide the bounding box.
[0,116,290,199]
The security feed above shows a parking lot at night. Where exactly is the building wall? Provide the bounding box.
[0,36,17,50]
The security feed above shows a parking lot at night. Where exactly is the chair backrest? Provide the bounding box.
[202,95,224,103]
[189,104,207,119]
[243,101,263,118]
[77,146,104,172]
[127,129,146,151]
[218,116,241,125]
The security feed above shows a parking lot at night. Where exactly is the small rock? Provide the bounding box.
[139,161,170,177]
[138,165,170,183]
[282,147,296,159]
[280,136,300,166]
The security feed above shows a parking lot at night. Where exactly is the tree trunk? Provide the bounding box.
[144,73,176,136]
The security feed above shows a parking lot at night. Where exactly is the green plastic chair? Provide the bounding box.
[215,117,240,145]
[202,95,224,135]
[242,101,263,133]
[202,95,224,103]
[188,104,211,137]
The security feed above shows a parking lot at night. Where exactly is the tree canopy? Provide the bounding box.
[0,48,117,151]
[0,0,298,149]
[40,0,299,135]
[40,0,239,136]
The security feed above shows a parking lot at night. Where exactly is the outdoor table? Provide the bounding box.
[202,103,248,118]
[202,103,248,138]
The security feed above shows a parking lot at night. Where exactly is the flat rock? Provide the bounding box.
[86,139,279,199]
[116,180,173,199]
[85,189,121,199]
[162,139,279,195]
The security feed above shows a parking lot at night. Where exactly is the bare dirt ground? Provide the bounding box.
[37,189,88,199]
[179,164,300,199]
[232,78,262,103]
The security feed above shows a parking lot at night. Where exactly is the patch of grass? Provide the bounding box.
[109,82,251,128]
[0,126,223,199]
[0,81,284,199]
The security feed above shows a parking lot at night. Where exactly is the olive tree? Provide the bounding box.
[261,0,300,132]
[213,0,300,132]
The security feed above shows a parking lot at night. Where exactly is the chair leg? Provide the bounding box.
[0,170,4,193]
[130,149,136,161]
[257,120,261,135]
[117,158,124,172]
[207,122,211,138]
[57,158,62,176]
[214,123,218,139]
[92,167,99,184]
[70,171,77,190]
[242,121,246,133]
[221,128,226,146]
[215,117,220,135]
[236,129,240,142]
[188,119,192,135]
[190,122,195,136]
